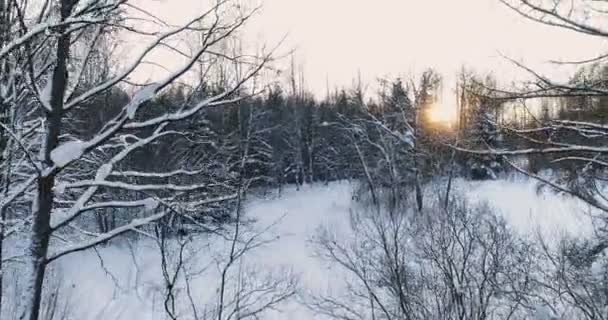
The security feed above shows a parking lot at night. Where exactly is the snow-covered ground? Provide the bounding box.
[34,177,594,319]
[455,175,595,239]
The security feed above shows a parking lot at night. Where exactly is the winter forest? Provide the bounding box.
[2,0,608,319]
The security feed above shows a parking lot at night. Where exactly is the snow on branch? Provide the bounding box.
[554,120,608,131]
[47,211,168,263]
[48,190,238,263]
[64,180,217,192]
[50,140,86,168]
[453,144,608,156]
[110,169,205,178]
[51,128,176,229]
[505,157,608,213]
[63,1,249,111]
[121,48,273,129]
[0,122,41,174]
[0,17,105,60]
[122,95,245,129]
[125,83,161,119]
[0,176,37,212]
[185,193,239,211]
[79,198,160,212]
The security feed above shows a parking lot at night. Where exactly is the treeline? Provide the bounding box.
[120,67,512,192]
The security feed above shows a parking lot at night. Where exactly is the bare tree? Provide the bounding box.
[309,195,535,320]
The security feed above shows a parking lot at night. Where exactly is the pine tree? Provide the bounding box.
[469,102,503,180]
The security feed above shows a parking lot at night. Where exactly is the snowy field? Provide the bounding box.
[29,176,594,320]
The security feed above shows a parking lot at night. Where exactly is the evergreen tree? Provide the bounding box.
[469,102,503,180]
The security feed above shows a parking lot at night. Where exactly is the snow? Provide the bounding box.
[455,175,594,239]
[30,194,38,214]
[53,181,66,196]
[126,83,160,119]
[0,82,8,101]
[96,164,113,181]
[7,177,595,319]
[591,257,605,276]
[141,197,159,212]
[400,129,415,147]
[534,305,558,320]
[50,140,85,168]
[40,80,52,111]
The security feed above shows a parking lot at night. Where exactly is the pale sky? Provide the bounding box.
[138,0,605,98]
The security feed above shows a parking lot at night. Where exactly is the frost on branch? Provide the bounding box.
[50,140,85,167]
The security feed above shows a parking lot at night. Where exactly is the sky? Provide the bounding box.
[139,0,605,100]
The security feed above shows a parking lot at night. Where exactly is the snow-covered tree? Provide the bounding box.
[310,196,535,320]
[456,1,608,209]
[0,1,274,319]
[469,102,504,180]
[456,72,505,180]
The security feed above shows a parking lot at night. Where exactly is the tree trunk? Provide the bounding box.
[307,141,314,184]
[0,1,12,315]
[353,140,377,205]
[412,100,423,212]
[0,103,16,317]
[20,178,54,320]
[20,1,72,317]
[415,174,423,212]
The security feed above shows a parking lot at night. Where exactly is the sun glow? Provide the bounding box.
[427,103,458,125]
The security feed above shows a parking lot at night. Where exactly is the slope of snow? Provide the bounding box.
[20,177,594,320]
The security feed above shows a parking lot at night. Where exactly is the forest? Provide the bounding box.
[2,0,608,319]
